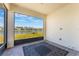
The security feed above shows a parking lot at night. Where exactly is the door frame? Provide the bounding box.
[14,12,44,45]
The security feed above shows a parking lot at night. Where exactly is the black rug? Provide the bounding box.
[23,42,69,56]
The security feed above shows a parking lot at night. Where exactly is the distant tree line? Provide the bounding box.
[15,27,43,33]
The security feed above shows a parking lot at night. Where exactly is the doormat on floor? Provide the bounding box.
[23,42,69,56]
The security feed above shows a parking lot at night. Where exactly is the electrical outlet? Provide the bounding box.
[59,38,62,40]
[60,28,63,30]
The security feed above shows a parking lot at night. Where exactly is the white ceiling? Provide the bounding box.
[13,3,68,15]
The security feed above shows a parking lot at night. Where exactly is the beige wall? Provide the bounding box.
[10,4,46,19]
[7,11,14,48]
[46,4,79,51]
[4,3,10,10]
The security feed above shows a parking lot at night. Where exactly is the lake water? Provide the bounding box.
[15,31,33,34]
[0,31,42,35]
[0,31,32,35]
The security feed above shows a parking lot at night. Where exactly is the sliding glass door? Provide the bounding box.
[0,4,7,55]
[14,13,44,45]
[0,8,4,46]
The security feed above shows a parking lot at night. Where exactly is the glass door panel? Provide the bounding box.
[0,4,7,55]
[0,8,4,46]
[14,13,44,45]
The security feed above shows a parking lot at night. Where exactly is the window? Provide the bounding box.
[0,8,5,46]
[14,13,44,44]
[0,4,7,55]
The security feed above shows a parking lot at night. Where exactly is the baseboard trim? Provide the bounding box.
[46,40,79,53]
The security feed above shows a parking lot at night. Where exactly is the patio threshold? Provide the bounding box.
[14,37,44,46]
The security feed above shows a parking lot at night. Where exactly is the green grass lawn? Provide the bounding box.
[0,35,4,44]
[0,32,43,44]
[15,32,43,40]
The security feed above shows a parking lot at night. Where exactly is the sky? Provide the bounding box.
[0,8,43,28]
[15,13,43,28]
[0,8,4,27]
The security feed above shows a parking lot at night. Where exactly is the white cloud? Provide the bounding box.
[0,17,3,20]
[15,13,28,18]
